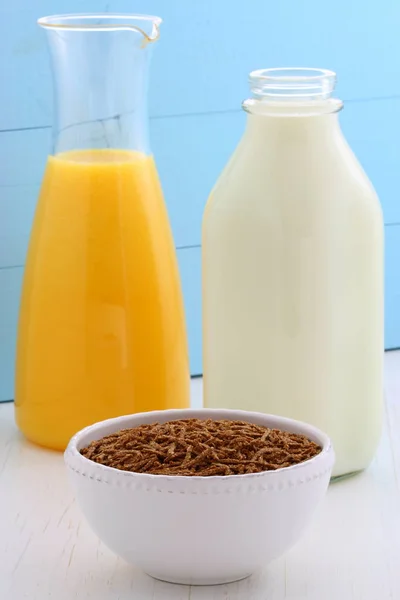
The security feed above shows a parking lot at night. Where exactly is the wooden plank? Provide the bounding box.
[341,98,400,225]
[3,225,400,400]
[1,0,400,130]
[0,112,242,266]
[177,247,201,376]
[0,127,49,187]
[0,267,22,401]
[152,111,243,249]
[3,97,400,270]
[2,97,400,270]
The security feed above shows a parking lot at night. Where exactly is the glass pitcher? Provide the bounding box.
[15,14,190,450]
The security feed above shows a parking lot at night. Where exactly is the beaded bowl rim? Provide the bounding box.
[64,408,334,487]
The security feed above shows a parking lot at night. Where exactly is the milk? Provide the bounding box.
[202,73,384,478]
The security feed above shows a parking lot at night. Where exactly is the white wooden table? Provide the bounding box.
[1,354,400,599]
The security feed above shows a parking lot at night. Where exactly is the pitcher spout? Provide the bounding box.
[38,13,162,43]
[38,13,162,154]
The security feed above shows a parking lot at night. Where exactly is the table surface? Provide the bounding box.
[1,354,400,600]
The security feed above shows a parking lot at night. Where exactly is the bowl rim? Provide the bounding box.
[64,408,334,482]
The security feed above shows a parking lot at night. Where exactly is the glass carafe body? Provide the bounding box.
[202,69,384,478]
[15,14,190,450]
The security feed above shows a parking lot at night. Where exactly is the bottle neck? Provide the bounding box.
[243,106,342,147]
[41,14,160,156]
[243,68,343,129]
[243,68,343,142]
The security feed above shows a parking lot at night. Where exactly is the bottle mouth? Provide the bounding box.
[38,13,162,41]
[249,68,336,101]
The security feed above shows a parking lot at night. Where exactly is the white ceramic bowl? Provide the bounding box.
[64,408,334,586]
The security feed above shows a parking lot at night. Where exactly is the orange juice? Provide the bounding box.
[15,149,190,450]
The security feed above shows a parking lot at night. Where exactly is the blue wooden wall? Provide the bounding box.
[1,0,400,400]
